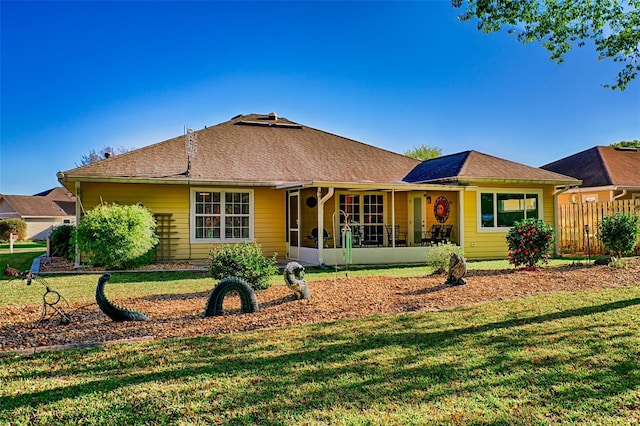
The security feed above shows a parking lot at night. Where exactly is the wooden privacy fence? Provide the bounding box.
[558,198,640,256]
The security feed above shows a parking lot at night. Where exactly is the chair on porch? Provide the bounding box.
[309,228,332,248]
[385,225,407,247]
[421,224,442,246]
[436,225,453,244]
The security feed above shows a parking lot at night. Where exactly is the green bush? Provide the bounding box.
[506,218,555,269]
[73,203,158,269]
[598,213,640,263]
[0,218,27,241]
[49,225,75,260]
[208,242,278,291]
[425,242,464,273]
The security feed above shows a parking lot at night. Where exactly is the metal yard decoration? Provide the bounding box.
[4,264,71,324]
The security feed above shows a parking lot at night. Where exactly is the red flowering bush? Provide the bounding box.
[506,218,555,270]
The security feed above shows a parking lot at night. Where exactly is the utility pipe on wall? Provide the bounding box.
[317,187,334,266]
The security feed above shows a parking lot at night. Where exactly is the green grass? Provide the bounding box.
[0,251,45,278]
[0,240,46,252]
[1,286,638,425]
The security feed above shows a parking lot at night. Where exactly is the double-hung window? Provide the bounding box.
[479,190,541,230]
[192,190,253,242]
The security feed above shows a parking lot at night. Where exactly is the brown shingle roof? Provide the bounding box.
[0,195,74,217]
[60,113,421,185]
[541,146,640,187]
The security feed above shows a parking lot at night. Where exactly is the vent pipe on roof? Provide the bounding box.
[268,112,278,120]
[104,152,112,159]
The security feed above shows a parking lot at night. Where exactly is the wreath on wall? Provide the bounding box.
[433,196,450,223]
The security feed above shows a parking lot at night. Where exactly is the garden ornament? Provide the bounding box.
[95,273,148,321]
[446,253,467,286]
[284,261,310,300]
[4,264,71,324]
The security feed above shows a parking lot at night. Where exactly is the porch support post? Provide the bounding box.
[317,187,334,265]
[553,185,570,256]
[458,189,465,250]
[74,181,82,268]
[391,189,396,247]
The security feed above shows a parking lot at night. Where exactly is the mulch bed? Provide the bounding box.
[1,258,638,355]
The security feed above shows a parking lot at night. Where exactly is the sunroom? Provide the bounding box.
[279,181,464,266]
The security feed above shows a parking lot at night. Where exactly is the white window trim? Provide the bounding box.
[190,188,254,244]
[476,188,544,233]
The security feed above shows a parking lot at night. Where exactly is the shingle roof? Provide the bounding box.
[60,113,421,185]
[404,150,579,184]
[541,146,640,187]
[0,195,74,217]
[33,187,76,201]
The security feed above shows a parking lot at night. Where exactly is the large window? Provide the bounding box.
[339,193,384,244]
[480,191,540,229]
[193,190,252,242]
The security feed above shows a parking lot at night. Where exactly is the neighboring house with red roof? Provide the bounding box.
[56,113,578,265]
[0,187,76,240]
[541,146,640,205]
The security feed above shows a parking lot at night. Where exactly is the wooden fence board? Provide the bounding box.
[558,199,640,255]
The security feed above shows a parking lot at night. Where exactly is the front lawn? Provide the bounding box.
[1,284,638,425]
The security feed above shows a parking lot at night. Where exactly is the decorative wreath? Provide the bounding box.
[433,196,450,223]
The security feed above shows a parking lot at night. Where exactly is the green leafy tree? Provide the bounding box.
[209,242,278,291]
[598,213,640,263]
[506,218,555,269]
[610,139,640,148]
[452,0,640,90]
[74,203,158,269]
[404,144,442,160]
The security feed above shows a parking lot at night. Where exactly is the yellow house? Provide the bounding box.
[56,113,578,265]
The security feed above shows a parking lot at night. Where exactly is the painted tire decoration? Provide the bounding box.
[203,276,259,317]
[95,273,149,322]
[434,196,450,223]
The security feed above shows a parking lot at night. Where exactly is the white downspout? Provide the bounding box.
[391,189,395,247]
[553,185,571,256]
[317,187,334,266]
[613,189,628,200]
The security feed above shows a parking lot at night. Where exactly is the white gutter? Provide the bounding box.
[317,187,334,265]
[57,172,284,188]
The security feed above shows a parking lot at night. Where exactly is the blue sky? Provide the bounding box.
[1,1,638,195]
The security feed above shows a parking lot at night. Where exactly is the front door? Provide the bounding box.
[412,196,425,245]
[287,191,300,259]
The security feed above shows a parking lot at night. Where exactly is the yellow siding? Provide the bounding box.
[253,188,286,257]
[387,191,409,232]
[463,184,557,260]
[77,183,285,261]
